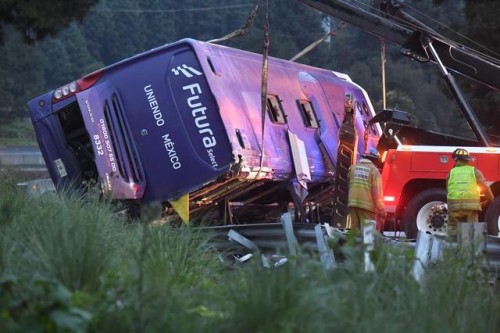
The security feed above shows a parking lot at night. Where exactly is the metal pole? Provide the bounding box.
[381,38,386,110]
[427,40,490,146]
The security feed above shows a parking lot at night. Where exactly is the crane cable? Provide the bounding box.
[289,20,346,62]
[207,0,260,44]
[206,0,269,175]
[259,0,270,175]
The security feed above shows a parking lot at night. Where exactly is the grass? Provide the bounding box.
[0,118,37,146]
[0,175,499,332]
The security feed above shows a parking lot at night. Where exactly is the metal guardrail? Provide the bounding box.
[203,215,335,268]
[204,217,500,280]
[205,222,322,254]
[0,146,47,172]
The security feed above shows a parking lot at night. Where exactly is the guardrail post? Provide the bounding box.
[457,222,486,265]
[411,231,444,282]
[227,229,259,252]
[228,229,272,267]
[315,224,336,269]
[281,212,299,257]
[362,220,376,272]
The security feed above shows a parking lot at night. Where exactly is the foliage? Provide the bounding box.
[0,0,99,44]
[2,0,500,142]
[0,26,46,124]
[0,175,27,228]
[0,179,499,332]
[142,225,224,289]
[461,0,500,139]
[219,261,335,333]
[0,276,92,333]
[0,118,37,145]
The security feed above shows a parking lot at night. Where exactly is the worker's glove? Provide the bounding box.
[481,199,493,209]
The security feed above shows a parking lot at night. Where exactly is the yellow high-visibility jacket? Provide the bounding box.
[347,158,384,213]
[447,162,493,211]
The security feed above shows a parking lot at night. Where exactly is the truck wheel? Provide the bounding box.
[485,196,500,236]
[402,188,447,239]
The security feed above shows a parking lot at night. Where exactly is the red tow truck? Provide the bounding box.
[380,145,500,238]
[298,0,500,237]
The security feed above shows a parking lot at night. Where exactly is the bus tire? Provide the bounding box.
[402,188,447,240]
[485,196,500,236]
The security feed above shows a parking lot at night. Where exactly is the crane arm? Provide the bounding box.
[297,0,497,146]
[297,0,500,91]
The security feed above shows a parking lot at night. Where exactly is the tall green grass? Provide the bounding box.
[0,177,499,333]
[3,190,123,291]
[0,118,37,145]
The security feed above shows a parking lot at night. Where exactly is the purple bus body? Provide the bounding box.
[27,38,379,209]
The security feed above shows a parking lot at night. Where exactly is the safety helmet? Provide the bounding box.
[452,148,472,161]
[362,147,380,161]
[344,94,354,112]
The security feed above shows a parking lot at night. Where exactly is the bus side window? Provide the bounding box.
[298,100,319,128]
[267,95,286,124]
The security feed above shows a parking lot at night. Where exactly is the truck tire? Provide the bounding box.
[485,196,500,236]
[402,188,447,240]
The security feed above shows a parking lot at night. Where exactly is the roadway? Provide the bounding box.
[0,145,47,172]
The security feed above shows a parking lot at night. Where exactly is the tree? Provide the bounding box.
[462,0,500,142]
[0,26,46,121]
[223,0,327,61]
[3,0,498,146]
[0,0,99,44]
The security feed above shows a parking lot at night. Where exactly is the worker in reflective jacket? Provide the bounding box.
[446,148,494,235]
[347,147,386,232]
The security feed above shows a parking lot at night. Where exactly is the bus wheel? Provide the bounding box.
[485,196,500,236]
[402,188,447,240]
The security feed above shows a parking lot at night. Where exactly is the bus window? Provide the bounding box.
[298,100,319,128]
[267,95,286,124]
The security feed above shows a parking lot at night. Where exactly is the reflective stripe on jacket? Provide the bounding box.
[447,164,480,211]
[347,158,384,213]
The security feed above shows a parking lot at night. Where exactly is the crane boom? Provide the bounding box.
[297,0,500,91]
[297,0,500,146]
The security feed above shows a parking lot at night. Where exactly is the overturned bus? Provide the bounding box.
[27,38,380,224]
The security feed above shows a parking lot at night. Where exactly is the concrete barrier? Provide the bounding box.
[0,146,47,171]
